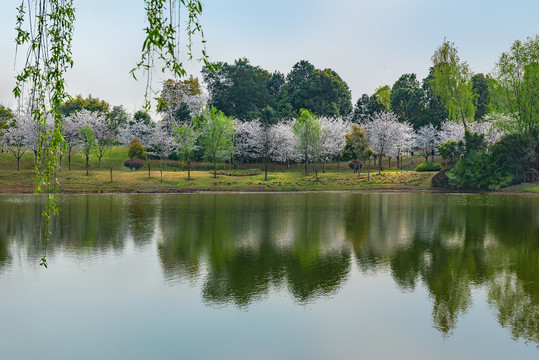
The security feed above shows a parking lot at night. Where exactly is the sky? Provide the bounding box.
[1,0,538,115]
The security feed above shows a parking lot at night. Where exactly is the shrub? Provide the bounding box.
[124,159,145,171]
[213,169,261,176]
[347,160,364,170]
[128,138,147,160]
[447,152,513,190]
[415,162,443,172]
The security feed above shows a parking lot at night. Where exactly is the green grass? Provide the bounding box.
[0,146,442,193]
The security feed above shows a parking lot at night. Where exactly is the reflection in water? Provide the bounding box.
[0,193,537,344]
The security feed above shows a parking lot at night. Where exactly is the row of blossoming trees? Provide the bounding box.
[1,101,503,180]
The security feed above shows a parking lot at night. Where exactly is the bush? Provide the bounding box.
[347,160,364,170]
[124,159,145,171]
[415,162,443,172]
[213,169,261,176]
[447,152,513,190]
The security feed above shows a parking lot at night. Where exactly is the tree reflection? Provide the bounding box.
[0,193,537,345]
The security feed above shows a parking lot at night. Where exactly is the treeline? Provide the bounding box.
[0,36,537,189]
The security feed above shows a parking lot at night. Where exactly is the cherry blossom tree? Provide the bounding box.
[119,115,155,178]
[151,123,177,171]
[388,121,415,169]
[415,124,441,162]
[269,121,296,170]
[363,111,401,174]
[63,113,84,171]
[319,117,350,172]
[1,114,32,171]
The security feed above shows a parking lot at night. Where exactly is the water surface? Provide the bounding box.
[0,193,537,359]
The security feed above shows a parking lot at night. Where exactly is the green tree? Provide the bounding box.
[195,106,235,178]
[285,62,352,117]
[128,138,147,160]
[293,109,321,176]
[174,125,199,180]
[202,58,281,122]
[132,110,152,126]
[374,85,391,111]
[351,94,385,123]
[390,74,426,129]
[471,73,490,121]
[437,140,459,168]
[79,125,95,176]
[0,105,15,152]
[419,68,449,129]
[58,94,110,118]
[431,40,476,128]
[493,35,539,136]
[342,124,370,176]
[108,105,129,135]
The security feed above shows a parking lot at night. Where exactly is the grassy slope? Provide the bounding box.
[0,146,438,193]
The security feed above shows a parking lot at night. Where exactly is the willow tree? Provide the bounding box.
[14,0,211,267]
[431,39,476,129]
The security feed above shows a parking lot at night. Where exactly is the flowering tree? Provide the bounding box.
[63,113,83,171]
[89,111,115,171]
[235,120,263,161]
[269,121,296,170]
[363,111,401,174]
[319,117,350,171]
[415,124,441,162]
[388,121,415,169]
[1,114,31,171]
[151,123,177,171]
[119,115,155,178]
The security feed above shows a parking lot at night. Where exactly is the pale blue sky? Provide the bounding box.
[1,0,538,113]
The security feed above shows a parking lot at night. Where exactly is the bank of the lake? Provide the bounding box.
[0,167,436,193]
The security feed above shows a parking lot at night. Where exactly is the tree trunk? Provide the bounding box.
[86,154,89,176]
[99,157,102,171]
[68,152,71,171]
[187,158,191,181]
[337,156,340,169]
[214,159,217,178]
[323,160,326,173]
[431,149,435,163]
[378,155,382,175]
[367,159,370,181]
[17,157,20,171]
[264,157,268,181]
[388,158,391,170]
[148,158,151,179]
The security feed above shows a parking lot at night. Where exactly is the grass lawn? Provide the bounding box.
[0,146,442,193]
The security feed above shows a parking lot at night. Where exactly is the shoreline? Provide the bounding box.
[1,186,537,196]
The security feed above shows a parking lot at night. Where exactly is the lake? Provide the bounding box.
[0,193,537,359]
